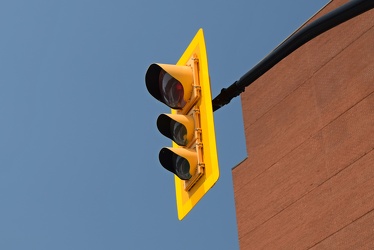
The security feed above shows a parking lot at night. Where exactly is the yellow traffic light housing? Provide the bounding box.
[145,29,219,220]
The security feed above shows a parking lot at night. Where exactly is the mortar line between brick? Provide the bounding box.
[315,90,374,133]
[247,24,374,127]
[237,29,374,191]
[307,207,374,249]
[239,148,374,241]
[236,89,374,194]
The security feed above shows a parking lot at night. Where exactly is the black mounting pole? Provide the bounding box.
[212,0,374,112]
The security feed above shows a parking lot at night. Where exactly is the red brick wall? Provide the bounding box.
[233,0,374,249]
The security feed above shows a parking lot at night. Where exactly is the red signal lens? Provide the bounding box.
[159,69,186,109]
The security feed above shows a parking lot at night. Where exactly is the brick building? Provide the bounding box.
[233,0,374,249]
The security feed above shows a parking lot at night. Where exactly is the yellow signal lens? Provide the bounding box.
[157,114,194,146]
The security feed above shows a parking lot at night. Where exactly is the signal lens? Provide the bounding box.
[173,155,191,180]
[159,69,186,109]
[171,121,187,146]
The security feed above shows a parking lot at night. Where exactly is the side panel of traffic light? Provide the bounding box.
[173,29,219,220]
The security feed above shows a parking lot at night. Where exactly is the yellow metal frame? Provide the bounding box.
[172,29,219,220]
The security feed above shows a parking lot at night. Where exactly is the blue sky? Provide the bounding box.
[0,0,328,249]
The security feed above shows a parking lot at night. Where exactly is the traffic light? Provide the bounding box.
[145,29,219,220]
